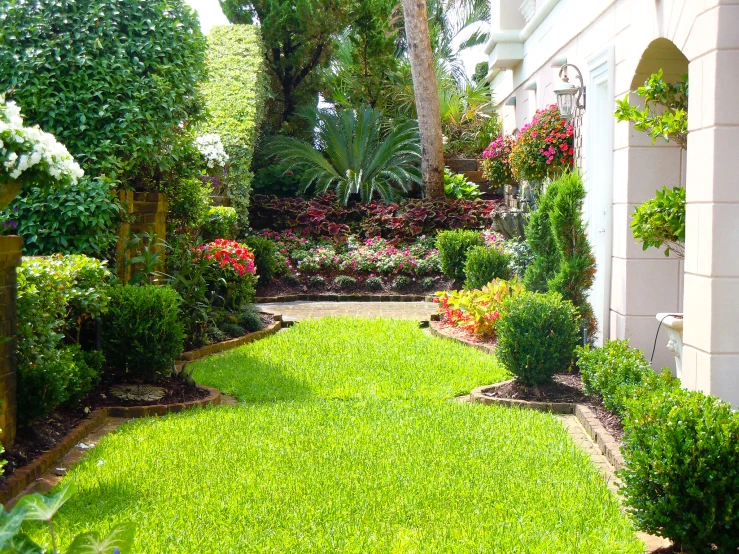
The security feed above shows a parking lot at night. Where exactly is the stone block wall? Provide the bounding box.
[0,236,22,447]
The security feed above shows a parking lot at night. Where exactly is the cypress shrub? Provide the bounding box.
[436,230,484,284]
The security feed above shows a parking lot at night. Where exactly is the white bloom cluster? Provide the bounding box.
[0,96,84,185]
[195,134,229,169]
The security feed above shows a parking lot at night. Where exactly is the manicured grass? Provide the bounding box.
[29,318,642,552]
[33,402,641,553]
[191,317,508,401]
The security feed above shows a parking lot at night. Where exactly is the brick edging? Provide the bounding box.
[469,384,624,471]
[177,320,282,363]
[0,385,222,505]
[255,294,436,303]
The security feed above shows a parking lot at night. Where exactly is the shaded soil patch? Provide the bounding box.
[482,375,624,442]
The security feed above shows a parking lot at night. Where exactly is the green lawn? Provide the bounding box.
[30,318,642,553]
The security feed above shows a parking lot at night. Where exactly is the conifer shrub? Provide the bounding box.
[463,246,512,290]
[436,230,484,284]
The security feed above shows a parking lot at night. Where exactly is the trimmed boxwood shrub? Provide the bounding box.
[435,230,484,284]
[201,25,267,226]
[620,387,739,552]
[0,0,207,188]
[464,246,512,290]
[576,339,676,415]
[243,236,280,281]
[238,308,264,332]
[496,291,579,386]
[102,285,184,380]
[202,207,239,241]
[334,275,357,289]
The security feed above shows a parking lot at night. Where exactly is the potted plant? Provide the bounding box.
[0,95,83,209]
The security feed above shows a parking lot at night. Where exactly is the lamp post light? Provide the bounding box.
[555,63,585,121]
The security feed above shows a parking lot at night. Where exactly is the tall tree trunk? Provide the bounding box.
[402,0,445,199]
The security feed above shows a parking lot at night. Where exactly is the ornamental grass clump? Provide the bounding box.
[509,105,574,183]
[620,387,739,553]
[496,291,579,387]
[480,134,516,188]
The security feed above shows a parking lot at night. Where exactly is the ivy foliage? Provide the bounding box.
[201,25,266,226]
[631,186,685,258]
[615,70,688,149]
[0,0,207,189]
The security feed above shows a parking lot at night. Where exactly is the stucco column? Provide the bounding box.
[681,1,739,407]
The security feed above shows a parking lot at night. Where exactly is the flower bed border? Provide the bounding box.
[1,317,284,506]
[427,322,625,471]
[255,294,436,303]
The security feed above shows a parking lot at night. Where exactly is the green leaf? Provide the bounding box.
[16,483,77,522]
[66,522,135,554]
[0,505,30,548]
[0,533,44,554]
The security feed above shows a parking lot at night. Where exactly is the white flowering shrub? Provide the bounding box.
[0,96,83,188]
[195,134,229,169]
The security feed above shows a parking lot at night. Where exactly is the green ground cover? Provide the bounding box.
[28,318,642,553]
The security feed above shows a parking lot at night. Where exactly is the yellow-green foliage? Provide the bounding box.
[201,25,267,225]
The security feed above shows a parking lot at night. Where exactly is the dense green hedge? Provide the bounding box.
[201,25,267,227]
[17,255,112,422]
[0,0,207,188]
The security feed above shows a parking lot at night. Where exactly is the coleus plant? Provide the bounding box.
[435,278,524,338]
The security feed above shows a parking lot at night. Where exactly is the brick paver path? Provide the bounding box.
[256,301,437,323]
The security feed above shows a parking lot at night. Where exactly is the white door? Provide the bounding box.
[584,49,615,346]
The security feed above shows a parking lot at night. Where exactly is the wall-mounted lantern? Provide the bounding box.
[555,63,585,121]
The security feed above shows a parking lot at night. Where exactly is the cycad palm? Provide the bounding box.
[271,106,421,204]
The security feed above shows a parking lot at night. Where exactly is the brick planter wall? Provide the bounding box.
[115,191,168,282]
[0,236,21,447]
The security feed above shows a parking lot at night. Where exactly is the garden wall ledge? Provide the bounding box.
[0,386,223,506]
[468,384,624,471]
[255,294,436,303]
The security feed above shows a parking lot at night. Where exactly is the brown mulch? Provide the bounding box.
[256,272,454,298]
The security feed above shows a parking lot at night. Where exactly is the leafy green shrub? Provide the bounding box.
[243,236,280,281]
[201,25,266,226]
[436,230,484,283]
[334,275,357,289]
[238,308,264,332]
[167,178,213,234]
[392,275,410,291]
[464,246,512,290]
[365,276,384,291]
[194,239,257,311]
[0,0,207,188]
[576,340,675,415]
[420,277,436,290]
[496,292,580,386]
[1,177,121,258]
[102,285,184,380]
[202,207,239,240]
[620,387,739,552]
[444,168,481,200]
[16,255,112,422]
[206,326,228,344]
[310,276,325,287]
[220,323,246,339]
[282,273,300,285]
[631,186,685,257]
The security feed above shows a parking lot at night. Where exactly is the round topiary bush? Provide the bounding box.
[334,275,357,290]
[365,276,383,291]
[392,275,411,291]
[102,285,185,380]
[620,387,739,552]
[496,291,579,387]
[464,246,512,290]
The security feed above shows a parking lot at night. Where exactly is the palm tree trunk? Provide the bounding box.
[402,0,445,199]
